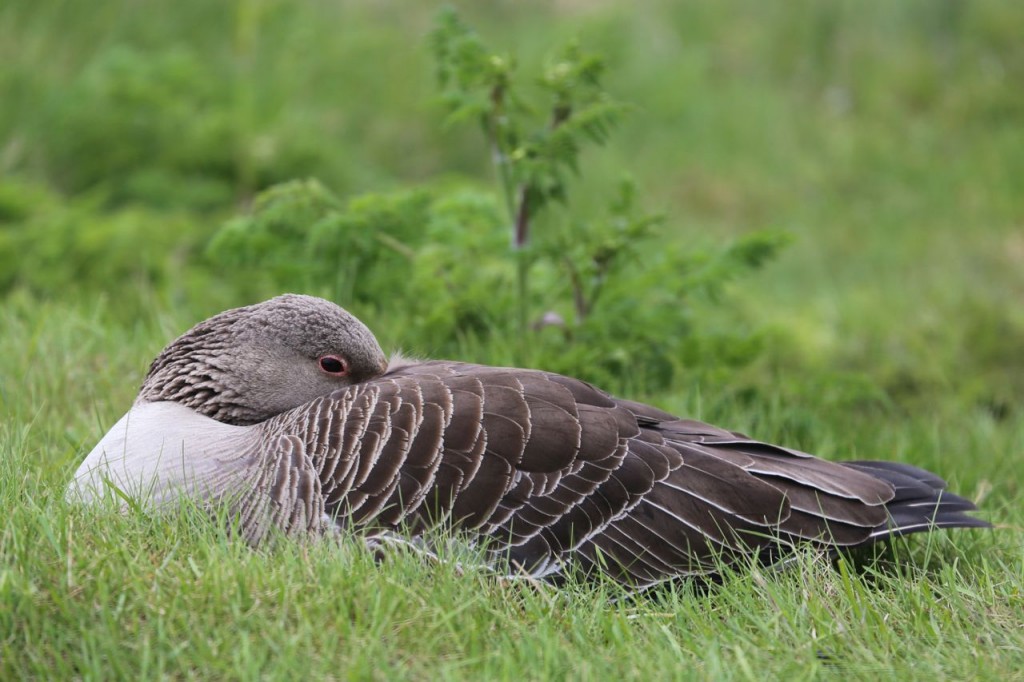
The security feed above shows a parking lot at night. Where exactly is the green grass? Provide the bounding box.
[2,299,1021,680]
[2,0,1024,678]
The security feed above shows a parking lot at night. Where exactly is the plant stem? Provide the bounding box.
[486,85,517,223]
[513,187,531,355]
[513,185,529,247]
[484,83,533,355]
[562,255,589,322]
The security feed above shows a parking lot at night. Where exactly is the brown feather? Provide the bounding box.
[249,357,987,586]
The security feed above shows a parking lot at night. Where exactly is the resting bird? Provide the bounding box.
[70,294,988,587]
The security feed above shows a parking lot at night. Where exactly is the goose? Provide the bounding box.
[70,294,989,587]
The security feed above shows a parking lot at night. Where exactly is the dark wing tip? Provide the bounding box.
[841,460,992,540]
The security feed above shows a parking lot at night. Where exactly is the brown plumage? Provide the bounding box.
[70,295,989,588]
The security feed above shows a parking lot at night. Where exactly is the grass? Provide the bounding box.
[2,0,1024,678]
[1,298,1021,680]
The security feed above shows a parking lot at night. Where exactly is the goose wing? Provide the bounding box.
[259,361,907,583]
[230,434,327,546]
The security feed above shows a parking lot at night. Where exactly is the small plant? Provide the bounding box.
[209,8,787,388]
[431,8,630,341]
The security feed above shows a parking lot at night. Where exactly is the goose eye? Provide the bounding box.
[318,355,349,375]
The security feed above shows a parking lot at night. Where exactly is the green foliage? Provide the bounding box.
[432,8,624,224]
[0,0,1018,404]
[0,176,212,303]
[209,9,785,387]
[38,46,235,207]
[430,8,632,342]
[32,44,331,209]
[210,178,511,351]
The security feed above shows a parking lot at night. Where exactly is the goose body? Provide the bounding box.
[71,295,988,587]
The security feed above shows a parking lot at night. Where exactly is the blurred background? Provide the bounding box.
[2,6,1021,675]
[1,0,1022,444]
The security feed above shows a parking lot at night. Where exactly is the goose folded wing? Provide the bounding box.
[261,362,910,584]
[263,363,669,562]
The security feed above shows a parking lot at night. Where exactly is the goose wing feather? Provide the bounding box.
[253,360,934,584]
[232,434,326,546]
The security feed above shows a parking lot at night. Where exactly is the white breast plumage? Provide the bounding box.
[69,401,255,509]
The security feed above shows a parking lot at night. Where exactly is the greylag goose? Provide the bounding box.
[70,294,988,587]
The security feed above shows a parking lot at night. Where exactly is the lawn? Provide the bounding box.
[1,1,1022,679]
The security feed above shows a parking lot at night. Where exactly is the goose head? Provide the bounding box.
[136,294,388,425]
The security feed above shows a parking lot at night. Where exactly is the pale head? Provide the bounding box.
[137,294,388,425]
